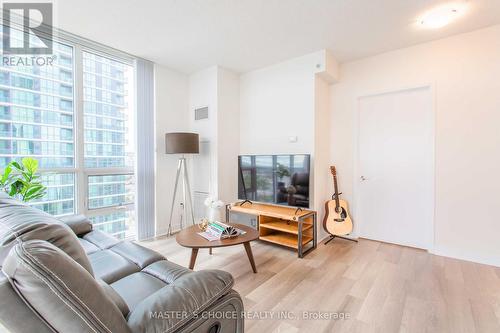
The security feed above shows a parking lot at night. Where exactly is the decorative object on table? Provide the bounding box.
[204,196,224,222]
[198,218,209,231]
[0,157,46,202]
[323,165,356,244]
[165,132,200,236]
[197,221,246,241]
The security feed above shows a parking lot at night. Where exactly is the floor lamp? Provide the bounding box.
[165,132,199,236]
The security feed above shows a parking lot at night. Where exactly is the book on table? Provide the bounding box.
[198,221,246,241]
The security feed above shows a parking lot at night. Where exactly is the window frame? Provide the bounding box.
[0,18,138,239]
[74,45,136,229]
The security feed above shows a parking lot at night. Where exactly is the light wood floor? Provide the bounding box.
[141,236,500,333]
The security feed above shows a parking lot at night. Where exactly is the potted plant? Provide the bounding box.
[0,157,47,202]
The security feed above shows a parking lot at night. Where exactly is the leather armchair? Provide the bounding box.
[0,193,244,333]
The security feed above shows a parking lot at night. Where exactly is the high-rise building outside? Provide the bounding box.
[0,25,136,240]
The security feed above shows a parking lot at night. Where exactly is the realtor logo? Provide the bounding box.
[2,3,53,54]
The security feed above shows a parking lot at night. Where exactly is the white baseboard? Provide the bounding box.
[156,228,168,237]
[157,226,497,268]
[430,247,500,268]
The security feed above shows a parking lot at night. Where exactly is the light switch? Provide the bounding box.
[288,136,298,143]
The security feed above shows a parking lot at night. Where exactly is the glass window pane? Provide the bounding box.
[88,174,135,209]
[0,39,74,168]
[0,26,137,240]
[30,173,75,216]
[89,210,135,240]
[82,52,134,168]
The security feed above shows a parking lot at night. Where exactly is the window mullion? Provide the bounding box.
[74,44,86,215]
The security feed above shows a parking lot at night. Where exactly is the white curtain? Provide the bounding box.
[135,59,155,240]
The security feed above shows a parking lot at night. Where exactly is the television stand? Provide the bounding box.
[226,202,317,258]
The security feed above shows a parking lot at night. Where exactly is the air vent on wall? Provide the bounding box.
[194,106,209,120]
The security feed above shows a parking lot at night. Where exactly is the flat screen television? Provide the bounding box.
[238,154,311,208]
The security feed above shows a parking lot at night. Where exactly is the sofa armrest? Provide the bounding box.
[3,240,131,333]
[127,270,236,333]
[58,214,92,236]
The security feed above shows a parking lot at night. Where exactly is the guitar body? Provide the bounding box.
[323,198,353,236]
[323,166,354,237]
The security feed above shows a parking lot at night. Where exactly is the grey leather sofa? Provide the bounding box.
[0,193,244,333]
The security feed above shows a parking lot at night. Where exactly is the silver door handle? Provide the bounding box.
[360,176,367,181]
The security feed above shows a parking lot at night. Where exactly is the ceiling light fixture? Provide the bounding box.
[418,2,467,29]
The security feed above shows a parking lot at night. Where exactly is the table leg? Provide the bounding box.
[189,248,199,270]
[243,242,257,273]
[209,247,212,255]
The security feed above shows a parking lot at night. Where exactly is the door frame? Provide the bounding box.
[352,84,436,250]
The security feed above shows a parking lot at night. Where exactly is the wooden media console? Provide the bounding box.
[226,202,317,258]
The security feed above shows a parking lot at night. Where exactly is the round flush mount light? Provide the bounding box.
[418,2,468,29]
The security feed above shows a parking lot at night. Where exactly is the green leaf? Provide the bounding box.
[23,182,46,200]
[2,158,46,202]
[9,180,22,197]
[25,191,46,201]
[21,170,31,181]
[22,158,38,174]
[1,164,12,184]
[10,161,22,171]
[8,185,17,196]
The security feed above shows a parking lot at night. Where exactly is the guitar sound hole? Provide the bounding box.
[334,207,347,222]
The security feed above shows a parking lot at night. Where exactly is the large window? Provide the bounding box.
[0,25,136,239]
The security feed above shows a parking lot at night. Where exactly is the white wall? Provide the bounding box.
[188,66,240,210]
[331,24,500,267]
[189,66,219,196]
[154,64,189,235]
[239,52,323,154]
[239,51,335,240]
[313,76,331,240]
[217,68,240,204]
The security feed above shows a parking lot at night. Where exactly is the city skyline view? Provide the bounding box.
[0,25,136,240]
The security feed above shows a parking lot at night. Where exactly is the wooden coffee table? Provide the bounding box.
[176,224,259,273]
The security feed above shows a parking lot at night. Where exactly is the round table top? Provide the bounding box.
[176,223,259,248]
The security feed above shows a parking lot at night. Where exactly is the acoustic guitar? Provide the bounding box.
[323,166,354,239]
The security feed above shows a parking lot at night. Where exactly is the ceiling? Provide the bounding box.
[56,0,500,73]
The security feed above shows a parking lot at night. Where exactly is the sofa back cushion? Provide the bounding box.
[2,240,131,333]
[0,193,93,275]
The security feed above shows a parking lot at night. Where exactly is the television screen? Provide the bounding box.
[238,154,310,208]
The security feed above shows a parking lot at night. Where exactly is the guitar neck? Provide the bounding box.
[333,175,340,207]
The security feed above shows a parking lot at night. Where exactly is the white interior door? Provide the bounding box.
[357,87,433,249]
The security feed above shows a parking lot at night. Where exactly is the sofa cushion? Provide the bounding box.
[0,193,93,275]
[111,260,191,313]
[83,230,120,249]
[97,279,130,318]
[111,272,166,311]
[88,249,140,284]
[127,269,234,333]
[58,214,92,236]
[110,241,164,269]
[142,260,191,284]
[79,238,100,255]
[2,240,131,333]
